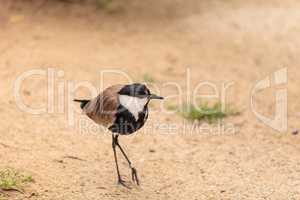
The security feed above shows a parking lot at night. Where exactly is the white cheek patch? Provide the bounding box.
[118,95,148,120]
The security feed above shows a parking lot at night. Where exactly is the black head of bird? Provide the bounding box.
[74,83,163,187]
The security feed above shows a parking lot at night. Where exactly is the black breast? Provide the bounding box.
[108,105,149,135]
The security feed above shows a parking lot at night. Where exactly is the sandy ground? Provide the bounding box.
[1,0,300,199]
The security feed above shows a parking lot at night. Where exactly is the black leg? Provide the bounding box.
[112,134,128,188]
[114,135,140,185]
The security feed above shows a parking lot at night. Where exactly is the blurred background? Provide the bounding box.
[0,0,300,199]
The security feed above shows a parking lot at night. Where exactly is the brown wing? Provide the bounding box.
[83,84,124,127]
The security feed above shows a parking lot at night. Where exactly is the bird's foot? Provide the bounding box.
[131,167,140,185]
[117,177,130,188]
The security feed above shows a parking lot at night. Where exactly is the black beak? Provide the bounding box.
[149,94,164,100]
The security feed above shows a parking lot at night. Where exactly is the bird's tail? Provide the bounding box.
[74,99,90,109]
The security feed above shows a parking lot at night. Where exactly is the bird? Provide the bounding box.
[74,83,163,187]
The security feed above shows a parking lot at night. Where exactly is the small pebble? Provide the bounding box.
[149,149,156,153]
[292,129,299,135]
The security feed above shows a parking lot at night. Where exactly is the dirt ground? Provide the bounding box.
[1,0,300,199]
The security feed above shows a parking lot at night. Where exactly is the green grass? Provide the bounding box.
[142,73,155,83]
[180,102,240,123]
[0,168,34,192]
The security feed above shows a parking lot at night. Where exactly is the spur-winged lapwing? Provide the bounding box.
[74,83,163,186]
